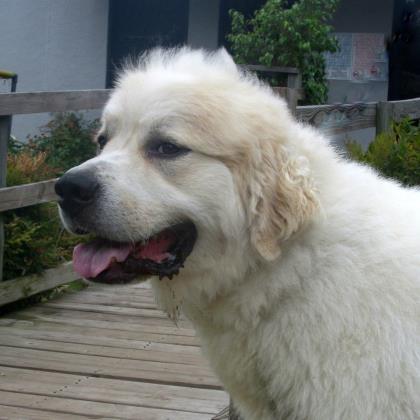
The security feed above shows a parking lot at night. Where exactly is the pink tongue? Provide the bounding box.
[72,234,175,279]
[73,241,132,279]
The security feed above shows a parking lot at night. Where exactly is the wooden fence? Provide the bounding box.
[0,89,419,306]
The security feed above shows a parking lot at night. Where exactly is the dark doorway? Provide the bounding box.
[388,0,420,100]
[106,0,189,87]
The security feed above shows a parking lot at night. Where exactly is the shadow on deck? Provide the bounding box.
[0,282,228,419]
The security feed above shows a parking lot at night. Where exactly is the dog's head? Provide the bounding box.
[57,48,318,290]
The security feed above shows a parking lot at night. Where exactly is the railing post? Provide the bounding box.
[376,101,393,135]
[286,71,301,91]
[0,115,11,281]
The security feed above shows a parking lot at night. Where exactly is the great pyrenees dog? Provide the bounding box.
[56,48,419,420]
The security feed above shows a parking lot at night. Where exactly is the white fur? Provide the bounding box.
[68,48,420,419]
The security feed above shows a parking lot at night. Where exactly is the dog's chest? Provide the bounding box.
[186,306,279,419]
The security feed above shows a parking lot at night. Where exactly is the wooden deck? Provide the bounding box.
[0,281,228,419]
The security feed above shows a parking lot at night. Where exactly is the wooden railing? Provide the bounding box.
[0,89,419,306]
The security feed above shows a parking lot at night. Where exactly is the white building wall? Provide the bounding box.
[0,0,109,140]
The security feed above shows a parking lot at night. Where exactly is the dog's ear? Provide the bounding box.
[246,140,319,261]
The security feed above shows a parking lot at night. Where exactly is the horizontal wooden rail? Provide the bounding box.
[0,179,58,212]
[241,64,300,74]
[390,97,420,121]
[0,89,110,116]
[0,98,418,215]
[296,102,377,134]
[0,89,419,306]
[0,262,79,306]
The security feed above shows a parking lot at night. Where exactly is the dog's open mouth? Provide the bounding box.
[72,222,197,284]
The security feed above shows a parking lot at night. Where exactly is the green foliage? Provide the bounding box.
[27,112,98,174]
[3,113,97,281]
[3,205,77,279]
[227,0,340,104]
[346,118,420,187]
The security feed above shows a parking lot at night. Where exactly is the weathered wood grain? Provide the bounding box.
[0,178,58,212]
[0,346,219,388]
[0,89,110,116]
[390,97,420,121]
[0,316,199,346]
[0,366,227,414]
[0,262,78,306]
[376,101,392,134]
[296,102,377,134]
[0,318,200,355]
[0,390,214,420]
[0,280,228,417]
[43,301,171,320]
[0,333,202,366]
[18,305,193,332]
[59,290,157,308]
[0,404,84,420]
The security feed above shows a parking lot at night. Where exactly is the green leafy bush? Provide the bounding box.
[3,113,98,280]
[227,0,339,104]
[27,112,98,174]
[3,205,77,279]
[346,118,420,187]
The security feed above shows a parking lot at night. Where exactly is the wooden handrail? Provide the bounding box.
[0,89,419,304]
[0,89,110,116]
[0,179,58,212]
[0,262,79,307]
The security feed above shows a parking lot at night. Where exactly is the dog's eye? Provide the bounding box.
[97,134,107,150]
[148,141,190,159]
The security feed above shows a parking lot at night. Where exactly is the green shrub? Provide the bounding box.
[346,118,420,187]
[3,113,98,280]
[27,112,98,174]
[227,0,340,105]
[3,205,77,279]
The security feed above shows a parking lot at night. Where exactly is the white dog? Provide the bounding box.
[56,48,420,420]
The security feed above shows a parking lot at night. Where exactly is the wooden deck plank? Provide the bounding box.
[12,307,196,337]
[0,404,90,420]
[0,390,214,420]
[17,305,193,330]
[0,366,228,414]
[0,317,199,346]
[43,301,176,320]
[0,282,227,418]
[61,292,159,309]
[0,322,201,355]
[0,324,201,354]
[0,334,205,366]
[0,346,220,388]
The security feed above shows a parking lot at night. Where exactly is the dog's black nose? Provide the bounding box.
[55,170,99,215]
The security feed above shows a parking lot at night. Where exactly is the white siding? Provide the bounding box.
[0,0,109,139]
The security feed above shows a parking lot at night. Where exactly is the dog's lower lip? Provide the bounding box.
[73,221,197,283]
